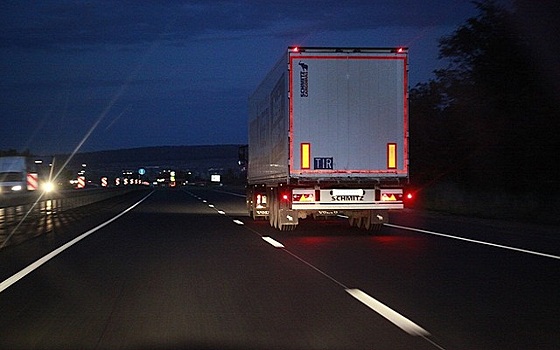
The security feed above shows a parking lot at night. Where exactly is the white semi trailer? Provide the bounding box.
[247,47,409,231]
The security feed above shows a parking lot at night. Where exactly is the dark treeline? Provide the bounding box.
[0,149,31,157]
[409,0,559,195]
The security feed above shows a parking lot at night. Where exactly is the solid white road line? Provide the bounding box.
[346,288,430,336]
[0,191,154,294]
[385,223,560,260]
[233,220,244,225]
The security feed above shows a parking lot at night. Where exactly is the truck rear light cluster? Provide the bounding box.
[381,193,401,201]
[292,189,317,202]
[256,194,267,208]
[380,189,403,202]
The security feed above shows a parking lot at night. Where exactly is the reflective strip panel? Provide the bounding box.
[27,173,39,191]
[301,143,311,169]
[387,143,397,169]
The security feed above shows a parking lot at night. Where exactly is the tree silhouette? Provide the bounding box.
[410,0,558,194]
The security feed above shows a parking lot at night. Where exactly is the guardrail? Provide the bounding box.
[0,187,141,249]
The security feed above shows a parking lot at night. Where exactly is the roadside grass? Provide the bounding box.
[414,183,559,226]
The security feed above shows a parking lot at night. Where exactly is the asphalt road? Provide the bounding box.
[0,187,558,349]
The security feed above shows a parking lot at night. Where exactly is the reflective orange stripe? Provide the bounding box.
[387,143,397,169]
[301,143,310,169]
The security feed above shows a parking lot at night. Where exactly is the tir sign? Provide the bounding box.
[314,157,333,170]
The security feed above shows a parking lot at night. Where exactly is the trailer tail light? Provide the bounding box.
[301,143,311,169]
[292,189,316,202]
[392,47,407,53]
[387,143,397,169]
[256,194,267,208]
[403,187,417,208]
[380,189,403,202]
[381,193,398,201]
[279,190,291,203]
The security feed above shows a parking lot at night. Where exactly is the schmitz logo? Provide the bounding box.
[328,189,367,202]
[298,61,308,97]
[331,194,364,201]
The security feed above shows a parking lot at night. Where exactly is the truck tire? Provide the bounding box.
[269,190,276,228]
[349,215,361,228]
[268,188,297,231]
[363,212,373,231]
[364,210,385,233]
[246,188,253,218]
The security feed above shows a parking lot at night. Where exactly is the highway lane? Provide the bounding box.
[0,188,439,350]
[187,187,560,350]
[1,187,558,349]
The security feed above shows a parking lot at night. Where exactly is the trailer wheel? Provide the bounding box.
[368,224,383,233]
[246,189,253,218]
[363,212,373,231]
[349,215,361,228]
[269,190,276,228]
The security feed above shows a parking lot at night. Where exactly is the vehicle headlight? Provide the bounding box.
[11,185,23,191]
[42,182,55,193]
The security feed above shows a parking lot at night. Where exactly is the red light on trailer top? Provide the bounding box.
[406,193,413,200]
[282,194,289,201]
[291,47,299,52]
[397,47,404,53]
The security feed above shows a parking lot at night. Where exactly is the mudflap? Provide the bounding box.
[278,209,299,227]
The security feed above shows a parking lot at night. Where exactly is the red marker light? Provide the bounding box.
[397,47,404,53]
[292,47,299,52]
[407,193,413,200]
[282,194,289,201]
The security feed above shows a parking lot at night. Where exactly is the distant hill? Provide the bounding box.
[66,144,243,164]
[55,144,245,181]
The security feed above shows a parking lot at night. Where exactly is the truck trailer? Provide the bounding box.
[246,47,409,231]
[0,156,34,193]
[0,156,53,194]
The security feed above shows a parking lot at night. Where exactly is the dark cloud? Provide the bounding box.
[1,1,475,49]
[0,0,481,154]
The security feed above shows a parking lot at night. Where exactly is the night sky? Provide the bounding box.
[1,1,480,155]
